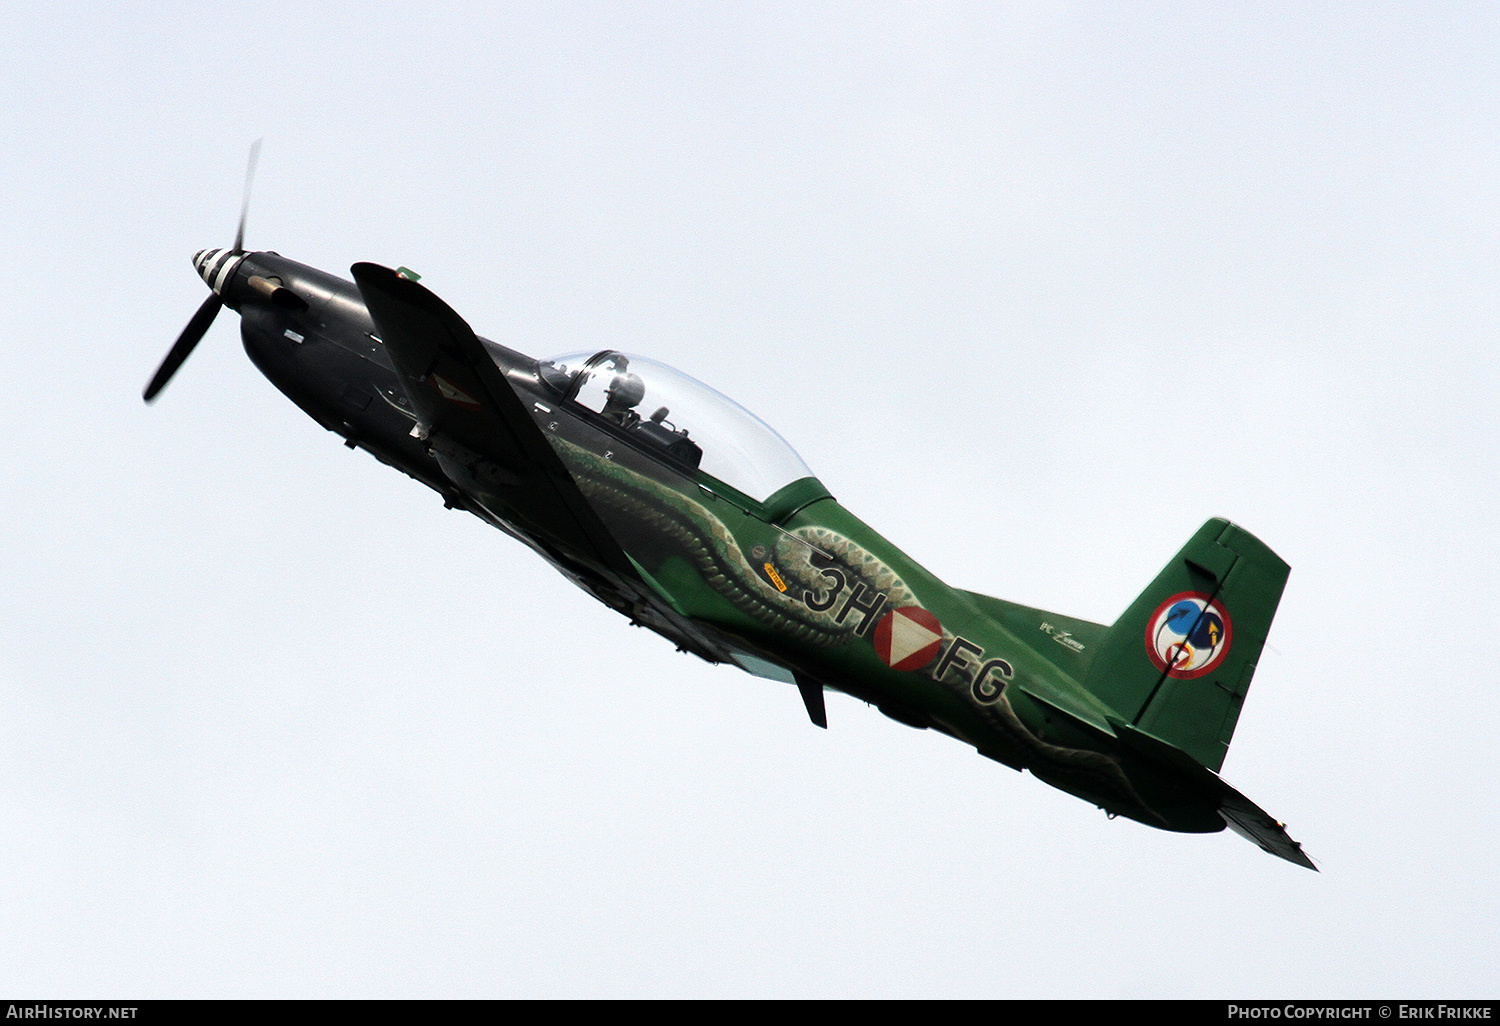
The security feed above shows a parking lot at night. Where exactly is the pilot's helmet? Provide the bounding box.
[606,372,646,410]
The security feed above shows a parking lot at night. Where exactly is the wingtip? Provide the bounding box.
[351,262,442,307]
[349,261,395,285]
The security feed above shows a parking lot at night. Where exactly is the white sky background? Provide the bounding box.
[2,1,1496,998]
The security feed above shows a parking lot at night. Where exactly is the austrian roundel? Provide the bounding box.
[1145,592,1233,679]
[873,606,944,672]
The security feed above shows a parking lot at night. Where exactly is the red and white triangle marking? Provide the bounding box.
[873,606,943,671]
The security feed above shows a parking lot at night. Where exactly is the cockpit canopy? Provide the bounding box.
[537,351,815,502]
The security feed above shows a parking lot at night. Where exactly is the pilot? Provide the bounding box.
[600,369,646,427]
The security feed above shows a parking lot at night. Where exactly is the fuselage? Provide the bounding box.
[216,250,1231,836]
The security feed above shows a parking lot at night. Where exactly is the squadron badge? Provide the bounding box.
[1146,592,1232,679]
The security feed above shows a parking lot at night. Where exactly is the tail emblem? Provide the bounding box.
[1146,593,1233,679]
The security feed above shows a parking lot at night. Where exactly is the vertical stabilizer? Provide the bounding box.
[1083,519,1289,772]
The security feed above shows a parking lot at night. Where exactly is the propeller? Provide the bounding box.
[143,139,262,403]
[143,292,224,403]
[232,138,261,256]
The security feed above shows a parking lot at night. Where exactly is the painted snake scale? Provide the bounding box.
[552,437,1165,825]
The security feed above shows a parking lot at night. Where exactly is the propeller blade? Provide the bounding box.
[143,292,223,403]
[232,138,262,255]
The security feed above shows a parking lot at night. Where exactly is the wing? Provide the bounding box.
[350,262,637,582]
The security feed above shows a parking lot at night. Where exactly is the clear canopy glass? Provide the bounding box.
[538,351,815,502]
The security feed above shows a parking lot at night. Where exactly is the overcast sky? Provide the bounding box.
[3,1,1497,998]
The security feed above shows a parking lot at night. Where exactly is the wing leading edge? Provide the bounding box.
[350,262,637,582]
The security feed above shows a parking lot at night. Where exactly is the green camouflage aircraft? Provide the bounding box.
[146,178,1312,869]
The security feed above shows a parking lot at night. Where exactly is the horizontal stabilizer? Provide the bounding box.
[1110,719,1315,870]
[1217,782,1317,871]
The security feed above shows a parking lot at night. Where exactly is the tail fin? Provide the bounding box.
[1084,519,1289,772]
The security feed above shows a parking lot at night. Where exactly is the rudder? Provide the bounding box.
[1084,518,1289,772]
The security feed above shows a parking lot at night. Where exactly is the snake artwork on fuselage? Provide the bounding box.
[146,238,1315,870]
